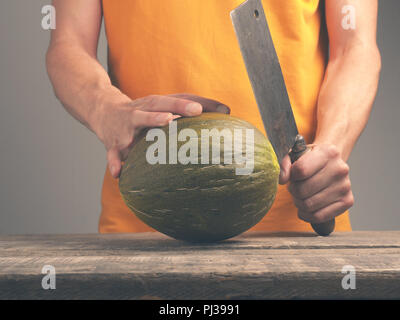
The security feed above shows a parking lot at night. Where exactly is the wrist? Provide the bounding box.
[89,85,131,136]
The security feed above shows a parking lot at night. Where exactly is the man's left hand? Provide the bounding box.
[279,144,354,224]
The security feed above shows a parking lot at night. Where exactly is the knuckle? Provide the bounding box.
[146,94,160,107]
[344,193,355,208]
[333,161,349,179]
[326,144,340,158]
[131,109,146,126]
[338,162,350,176]
[131,108,139,118]
[341,179,352,195]
[303,198,315,212]
[293,163,307,179]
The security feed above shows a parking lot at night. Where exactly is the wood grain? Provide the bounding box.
[0,231,399,299]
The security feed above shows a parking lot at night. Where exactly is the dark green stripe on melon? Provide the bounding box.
[119,113,279,242]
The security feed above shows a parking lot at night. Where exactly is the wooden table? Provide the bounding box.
[0,231,399,299]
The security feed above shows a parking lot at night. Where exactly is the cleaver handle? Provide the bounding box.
[289,135,335,236]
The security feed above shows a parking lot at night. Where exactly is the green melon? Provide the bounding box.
[119,113,279,242]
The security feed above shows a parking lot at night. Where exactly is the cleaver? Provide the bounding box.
[231,0,335,236]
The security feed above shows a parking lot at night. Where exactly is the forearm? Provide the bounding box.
[46,42,130,134]
[313,43,381,161]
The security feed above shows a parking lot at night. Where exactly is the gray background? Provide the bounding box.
[0,1,398,234]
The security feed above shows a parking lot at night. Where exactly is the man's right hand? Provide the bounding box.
[93,91,230,178]
[46,0,230,179]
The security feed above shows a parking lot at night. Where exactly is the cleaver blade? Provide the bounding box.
[230,0,297,164]
[230,0,335,236]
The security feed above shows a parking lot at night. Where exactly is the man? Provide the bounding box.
[46,0,381,234]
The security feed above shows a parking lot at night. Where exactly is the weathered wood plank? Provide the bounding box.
[1,231,400,258]
[1,248,400,274]
[1,272,399,300]
[0,231,399,299]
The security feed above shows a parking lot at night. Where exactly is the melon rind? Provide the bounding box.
[119,113,280,242]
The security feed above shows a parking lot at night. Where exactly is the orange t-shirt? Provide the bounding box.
[99,0,351,233]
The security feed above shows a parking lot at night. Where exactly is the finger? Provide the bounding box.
[107,148,122,179]
[138,95,203,116]
[131,109,174,129]
[279,154,291,185]
[297,192,354,224]
[290,145,332,181]
[289,160,349,199]
[168,94,230,114]
[292,177,352,213]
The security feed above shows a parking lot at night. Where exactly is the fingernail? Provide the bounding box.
[216,105,229,114]
[110,165,116,176]
[185,103,202,115]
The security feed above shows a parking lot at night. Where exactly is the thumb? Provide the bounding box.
[279,154,291,185]
[107,148,122,179]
